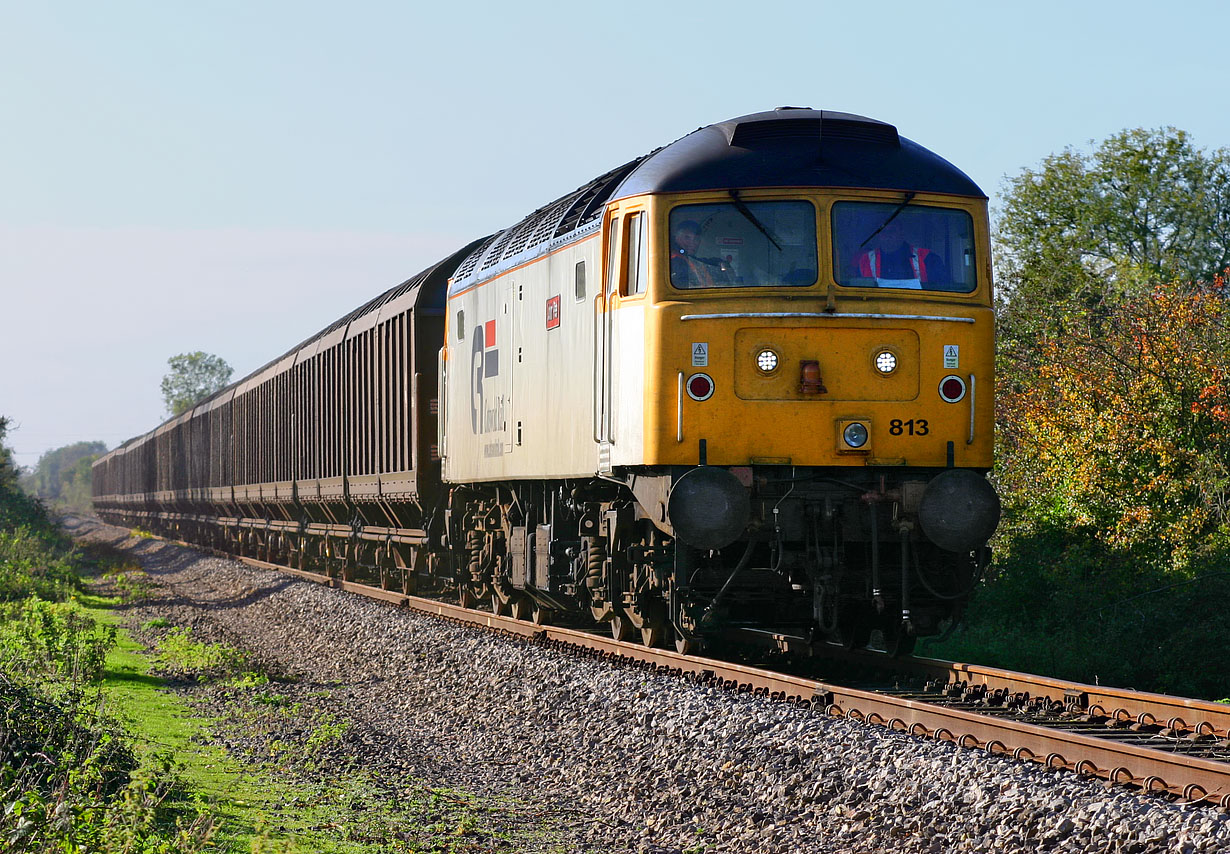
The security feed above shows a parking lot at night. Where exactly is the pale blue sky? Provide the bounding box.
[2,0,1227,465]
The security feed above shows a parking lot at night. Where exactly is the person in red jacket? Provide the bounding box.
[853,220,947,288]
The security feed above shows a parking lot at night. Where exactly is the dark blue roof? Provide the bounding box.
[611,108,985,200]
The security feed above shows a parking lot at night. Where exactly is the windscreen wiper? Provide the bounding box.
[858,191,916,248]
[729,189,782,251]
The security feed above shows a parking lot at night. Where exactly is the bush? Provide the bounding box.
[928,524,1230,697]
[0,527,79,602]
[0,600,214,853]
[935,271,1230,698]
[0,415,214,851]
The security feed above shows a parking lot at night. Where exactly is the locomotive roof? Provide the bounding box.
[611,108,984,199]
[448,108,984,292]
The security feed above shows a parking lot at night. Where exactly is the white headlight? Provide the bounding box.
[756,349,779,373]
[843,422,869,448]
[874,350,897,374]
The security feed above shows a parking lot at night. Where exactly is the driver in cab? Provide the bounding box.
[670,220,734,288]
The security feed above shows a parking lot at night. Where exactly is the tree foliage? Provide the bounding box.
[160,352,233,417]
[939,272,1230,695]
[998,273,1230,564]
[993,126,1230,567]
[0,418,51,533]
[996,127,1230,340]
[0,417,17,491]
[20,441,106,510]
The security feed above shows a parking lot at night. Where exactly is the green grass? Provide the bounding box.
[79,594,568,853]
[153,625,251,681]
[0,509,566,852]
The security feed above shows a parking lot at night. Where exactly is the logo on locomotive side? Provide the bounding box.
[470,320,506,436]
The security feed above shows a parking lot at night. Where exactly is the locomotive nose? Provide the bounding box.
[667,466,752,551]
[917,469,1001,553]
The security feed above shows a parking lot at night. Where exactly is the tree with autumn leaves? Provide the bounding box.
[930,128,1230,696]
[999,275,1230,566]
[994,127,1230,565]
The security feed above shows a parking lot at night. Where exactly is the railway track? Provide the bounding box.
[154,534,1230,809]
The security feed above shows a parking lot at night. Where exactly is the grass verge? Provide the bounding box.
[76,543,571,853]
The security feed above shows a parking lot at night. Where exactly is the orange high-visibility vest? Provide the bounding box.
[858,247,934,282]
[671,250,718,288]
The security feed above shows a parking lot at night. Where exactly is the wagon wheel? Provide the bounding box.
[640,616,668,649]
[530,602,553,626]
[509,594,533,621]
[674,628,698,656]
[609,610,635,643]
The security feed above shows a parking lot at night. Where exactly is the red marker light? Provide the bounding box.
[687,373,714,401]
[939,376,966,403]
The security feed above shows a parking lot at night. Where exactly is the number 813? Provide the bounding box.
[889,419,928,436]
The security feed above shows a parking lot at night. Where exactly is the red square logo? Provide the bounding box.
[484,319,496,347]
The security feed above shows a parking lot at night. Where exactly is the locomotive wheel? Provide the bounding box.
[674,629,697,656]
[458,583,478,610]
[886,628,917,658]
[609,611,635,643]
[509,595,533,621]
[490,591,510,616]
[839,618,872,651]
[627,598,668,648]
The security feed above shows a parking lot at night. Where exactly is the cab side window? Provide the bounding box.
[606,217,621,296]
[625,212,648,296]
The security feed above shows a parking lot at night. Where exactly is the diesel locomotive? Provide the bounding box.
[94,108,1001,656]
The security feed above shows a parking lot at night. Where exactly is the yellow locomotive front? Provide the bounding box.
[590,110,1000,654]
[629,190,995,472]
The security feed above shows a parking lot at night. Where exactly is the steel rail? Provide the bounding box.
[148,537,1230,807]
[846,652,1230,743]
[743,629,1230,745]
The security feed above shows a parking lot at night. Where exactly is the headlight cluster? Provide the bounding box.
[756,348,779,373]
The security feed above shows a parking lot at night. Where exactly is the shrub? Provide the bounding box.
[0,527,79,602]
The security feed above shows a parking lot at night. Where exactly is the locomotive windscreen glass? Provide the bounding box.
[669,201,816,289]
[832,202,976,293]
